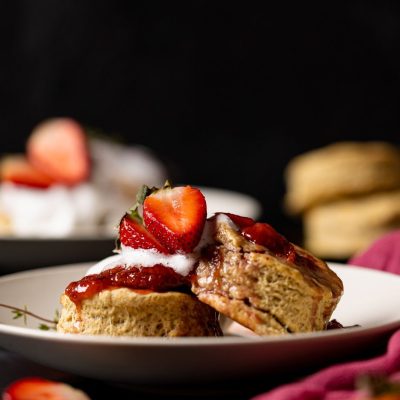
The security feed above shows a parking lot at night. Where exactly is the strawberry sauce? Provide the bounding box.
[223,213,296,261]
[65,265,189,306]
[222,213,320,272]
[66,213,318,306]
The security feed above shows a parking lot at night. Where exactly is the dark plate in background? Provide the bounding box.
[0,236,115,275]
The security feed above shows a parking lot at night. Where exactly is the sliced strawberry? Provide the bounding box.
[119,213,169,253]
[0,155,55,188]
[143,185,207,253]
[2,377,90,400]
[241,222,296,261]
[27,118,89,185]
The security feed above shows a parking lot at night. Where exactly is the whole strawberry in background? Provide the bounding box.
[0,118,89,189]
[2,377,91,400]
[0,118,99,238]
[27,118,90,186]
[0,117,169,239]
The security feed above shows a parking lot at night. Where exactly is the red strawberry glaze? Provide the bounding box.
[220,213,300,263]
[223,213,321,271]
[223,213,255,228]
[242,223,296,261]
[65,212,318,307]
[65,265,189,307]
[218,213,295,259]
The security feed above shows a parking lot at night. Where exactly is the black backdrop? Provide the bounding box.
[1,2,399,239]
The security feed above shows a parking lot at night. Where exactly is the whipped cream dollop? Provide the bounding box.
[86,218,216,277]
[86,247,197,276]
[0,182,103,237]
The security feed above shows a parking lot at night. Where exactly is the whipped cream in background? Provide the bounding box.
[0,182,103,237]
[89,138,167,229]
[0,138,167,238]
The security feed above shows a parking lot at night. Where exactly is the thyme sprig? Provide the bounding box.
[0,303,59,330]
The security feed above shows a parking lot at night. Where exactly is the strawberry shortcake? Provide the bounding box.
[0,118,167,237]
[0,118,101,237]
[57,183,222,337]
[58,183,343,337]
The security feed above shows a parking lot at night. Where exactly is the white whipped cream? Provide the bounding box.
[86,247,197,277]
[86,219,216,277]
[0,182,103,237]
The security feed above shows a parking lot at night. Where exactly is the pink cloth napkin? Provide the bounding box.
[252,230,400,400]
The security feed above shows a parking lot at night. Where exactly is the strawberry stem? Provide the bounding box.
[135,185,153,205]
[128,180,173,221]
[128,207,142,222]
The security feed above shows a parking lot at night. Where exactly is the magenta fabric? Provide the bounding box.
[350,230,400,274]
[252,230,400,400]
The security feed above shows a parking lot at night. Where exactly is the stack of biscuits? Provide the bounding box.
[284,142,400,260]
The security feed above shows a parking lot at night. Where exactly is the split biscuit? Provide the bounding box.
[191,217,343,335]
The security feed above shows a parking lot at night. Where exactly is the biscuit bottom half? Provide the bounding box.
[57,289,222,337]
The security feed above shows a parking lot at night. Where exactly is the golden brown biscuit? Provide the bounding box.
[304,190,400,259]
[191,217,343,335]
[57,289,222,337]
[285,142,400,214]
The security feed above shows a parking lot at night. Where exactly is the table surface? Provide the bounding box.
[0,340,388,400]
[0,348,282,400]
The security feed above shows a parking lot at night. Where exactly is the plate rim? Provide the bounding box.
[198,186,262,216]
[0,262,400,347]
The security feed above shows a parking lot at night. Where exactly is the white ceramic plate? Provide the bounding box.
[0,263,399,384]
[200,187,262,219]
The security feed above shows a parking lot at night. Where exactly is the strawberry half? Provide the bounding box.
[2,377,90,400]
[143,185,207,253]
[27,118,89,185]
[0,155,55,188]
[119,213,169,253]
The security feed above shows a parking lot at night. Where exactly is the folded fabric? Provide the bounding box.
[253,230,400,400]
[350,230,400,275]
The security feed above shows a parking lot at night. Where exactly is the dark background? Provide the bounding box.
[1,2,399,239]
